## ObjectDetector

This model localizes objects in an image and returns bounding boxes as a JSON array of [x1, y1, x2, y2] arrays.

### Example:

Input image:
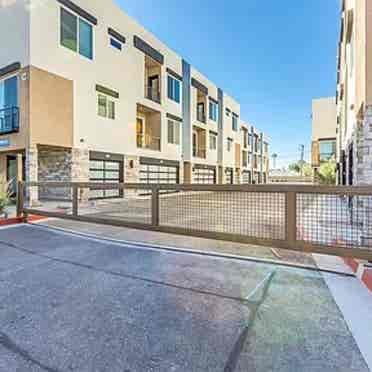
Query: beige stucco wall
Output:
[[312, 97, 337, 140], [29, 66, 73, 148]]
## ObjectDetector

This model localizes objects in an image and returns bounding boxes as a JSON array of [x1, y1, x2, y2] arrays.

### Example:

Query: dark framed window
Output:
[[167, 75, 181, 103], [209, 101, 218, 121], [79, 18, 93, 59], [60, 7, 93, 60], [61, 8, 77, 52], [232, 114, 238, 131], [110, 38, 122, 50]]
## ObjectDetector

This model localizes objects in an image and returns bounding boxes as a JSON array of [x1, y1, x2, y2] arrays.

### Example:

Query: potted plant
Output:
[[0, 178, 11, 219]]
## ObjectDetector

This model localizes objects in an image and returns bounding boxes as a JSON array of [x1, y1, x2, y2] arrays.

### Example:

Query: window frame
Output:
[[110, 37, 122, 51], [209, 132, 217, 150], [227, 138, 233, 152], [60, 6, 94, 60], [97, 93, 116, 120], [167, 75, 181, 104], [0, 74, 19, 110], [167, 119, 180, 145], [209, 100, 218, 122], [232, 114, 238, 132]]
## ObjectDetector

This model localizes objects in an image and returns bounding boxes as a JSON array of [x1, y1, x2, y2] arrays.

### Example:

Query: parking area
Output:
[[0, 224, 369, 372]]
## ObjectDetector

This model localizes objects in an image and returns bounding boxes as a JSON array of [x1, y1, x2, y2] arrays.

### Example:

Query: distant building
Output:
[[311, 97, 337, 176], [269, 169, 313, 184], [336, 0, 372, 185]]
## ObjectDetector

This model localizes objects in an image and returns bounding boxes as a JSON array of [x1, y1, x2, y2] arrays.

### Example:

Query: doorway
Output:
[[136, 117, 145, 148], [6, 155, 25, 196]]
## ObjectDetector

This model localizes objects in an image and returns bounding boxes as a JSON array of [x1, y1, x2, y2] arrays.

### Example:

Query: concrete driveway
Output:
[[0, 224, 369, 372]]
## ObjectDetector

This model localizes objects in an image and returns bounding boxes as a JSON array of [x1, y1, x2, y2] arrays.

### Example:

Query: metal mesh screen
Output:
[[78, 187, 152, 225], [24, 185, 73, 215], [159, 191, 286, 240], [297, 193, 372, 249]]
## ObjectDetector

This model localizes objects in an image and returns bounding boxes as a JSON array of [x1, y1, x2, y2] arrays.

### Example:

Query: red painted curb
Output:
[[362, 268, 372, 292], [342, 257, 359, 273], [0, 215, 47, 226]]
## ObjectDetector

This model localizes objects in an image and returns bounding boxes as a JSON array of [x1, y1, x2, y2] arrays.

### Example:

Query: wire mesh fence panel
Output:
[[297, 193, 372, 249], [77, 186, 152, 225], [159, 190, 286, 240], [24, 184, 73, 215]]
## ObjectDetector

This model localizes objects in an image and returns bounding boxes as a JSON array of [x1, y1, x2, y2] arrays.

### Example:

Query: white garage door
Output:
[[89, 159, 122, 199], [193, 167, 216, 184]]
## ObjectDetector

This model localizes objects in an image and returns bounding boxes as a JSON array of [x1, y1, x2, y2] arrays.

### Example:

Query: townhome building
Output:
[[311, 97, 337, 176], [336, 0, 372, 185], [0, 0, 269, 202]]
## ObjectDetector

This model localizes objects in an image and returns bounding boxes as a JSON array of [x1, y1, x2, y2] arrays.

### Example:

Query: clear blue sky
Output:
[[115, 0, 340, 168]]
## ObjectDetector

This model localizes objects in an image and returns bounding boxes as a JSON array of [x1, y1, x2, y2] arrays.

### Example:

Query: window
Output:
[[98, 94, 115, 119], [61, 8, 93, 60], [242, 151, 248, 167], [0, 76, 18, 109], [243, 130, 248, 148], [209, 101, 218, 121], [227, 138, 233, 152], [232, 114, 238, 131], [319, 139, 336, 162], [167, 119, 180, 145], [168, 75, 181, 103], [209, 132, 217, 150], [110, 38, 122, 50], [79, 18, 93, 59]]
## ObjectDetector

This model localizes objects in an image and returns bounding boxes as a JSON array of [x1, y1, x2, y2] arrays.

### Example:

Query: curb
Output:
[[342, 257, 372, 292], [0, 215, 47, 226]]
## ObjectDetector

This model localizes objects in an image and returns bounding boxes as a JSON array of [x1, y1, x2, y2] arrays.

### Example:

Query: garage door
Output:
[[140, 164, 179, 185], [193, 167, 216, 184], [89, 159, 123, 199], [242, 171, 252, 184], [225, 168, 233, 184]]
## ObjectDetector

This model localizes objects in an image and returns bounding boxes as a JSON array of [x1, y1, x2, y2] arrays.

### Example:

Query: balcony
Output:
[[137, 104, 161, 152], [137, 134, 161, 151], [196, 89, 207, 124], [145, 55, 162, 104], [145, 85, 161, 104], [0, 107, 19, 135], [197, 111, 206, 124], [193, 126, 207, 159], [193, 148, 207, 159]]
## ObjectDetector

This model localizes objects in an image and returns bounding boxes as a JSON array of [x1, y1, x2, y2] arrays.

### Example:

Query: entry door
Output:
[[193, 131, 198, 157], [137, 117, 145, 147], [148, 75, 159, 100], [6, 156, 17, 196]]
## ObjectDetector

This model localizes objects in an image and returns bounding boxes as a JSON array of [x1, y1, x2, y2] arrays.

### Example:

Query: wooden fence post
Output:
[[72, 185, 79, 217], [151, 186, 160, 227], [286, 191, 297, 247], [16, 181, 24, 218]]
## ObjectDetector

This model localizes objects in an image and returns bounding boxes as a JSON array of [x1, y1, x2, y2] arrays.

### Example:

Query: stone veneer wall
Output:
[[355, 106, 372, 242], [38, 147, 72, 200], [356, 106, 372, 185], [124, 155, 140, 198]]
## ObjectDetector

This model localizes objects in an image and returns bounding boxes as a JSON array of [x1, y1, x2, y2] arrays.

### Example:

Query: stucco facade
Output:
[[0, 0, 269, 201], [311, 97, 337, 174], [336, 0, 372, 185]]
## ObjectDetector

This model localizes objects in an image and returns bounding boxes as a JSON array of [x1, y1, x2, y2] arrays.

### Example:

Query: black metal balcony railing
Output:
[[145, 85, 161, 104], [0, 107, 19, 135], [193, 147, 207, 159], [137, 134, 161, 151], [197, 111, 206, 123]]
